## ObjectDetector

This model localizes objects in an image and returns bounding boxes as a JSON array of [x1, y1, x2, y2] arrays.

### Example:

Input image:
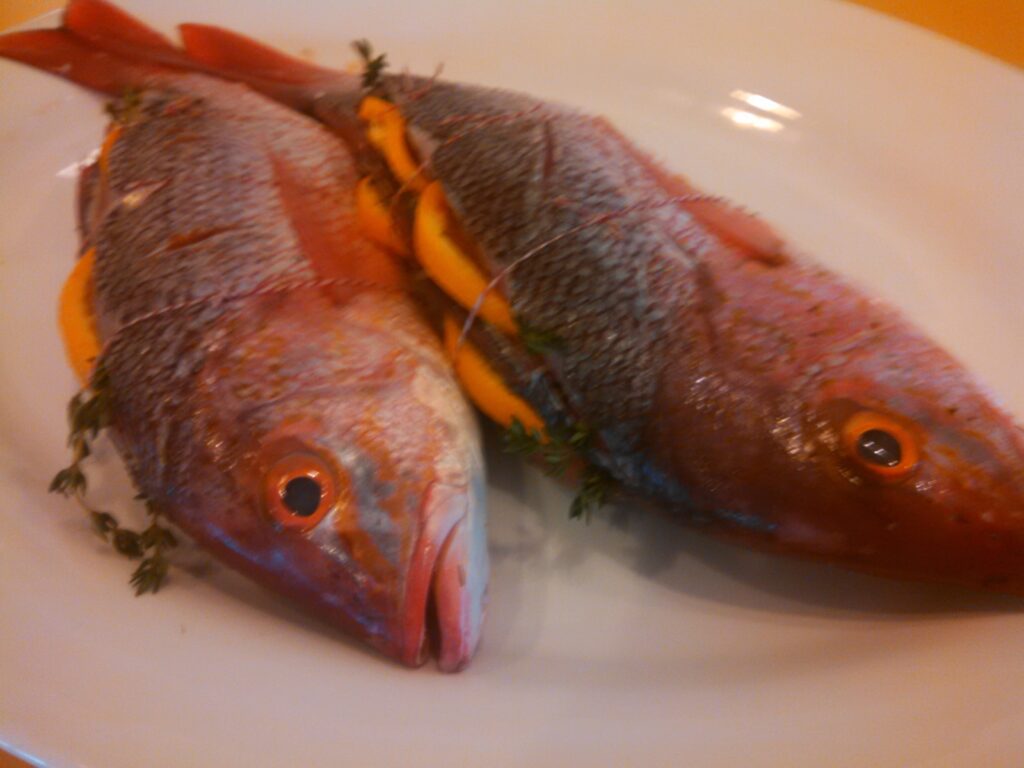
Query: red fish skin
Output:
[[55, 2, 1024, 593], [0, 29, 489, 669]]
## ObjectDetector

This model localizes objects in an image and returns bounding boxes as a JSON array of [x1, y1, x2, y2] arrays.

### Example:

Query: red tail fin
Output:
[[0, 28, 166, 95], [179, 23, 351, 110], [62, 0, 197, 71]]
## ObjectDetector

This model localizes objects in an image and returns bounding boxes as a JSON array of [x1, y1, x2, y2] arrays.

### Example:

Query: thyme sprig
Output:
[[503, 417, 590, 478], [352, 39, 388, 89], [519, 324, 565, 357], [502, 417, 613, 521], [569, 466, 613, 523], [104, 87, 143, 124], [49, 363, 112, 498], [49, 364, 177, 595], [128, 498, 178, 595]]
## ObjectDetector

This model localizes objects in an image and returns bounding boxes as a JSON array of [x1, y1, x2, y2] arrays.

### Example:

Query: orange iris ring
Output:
[[841, 410, 919, 480], [263, 453, 338, 531]]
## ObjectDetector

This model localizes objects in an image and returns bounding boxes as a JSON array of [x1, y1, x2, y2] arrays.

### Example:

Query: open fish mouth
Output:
[[399, 483, 483, 672]]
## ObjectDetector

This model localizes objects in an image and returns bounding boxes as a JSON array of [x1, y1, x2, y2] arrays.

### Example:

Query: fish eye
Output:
[[264, 452, 338, 530], [841, 410, 919, 480], [282, 476, 322, 517]]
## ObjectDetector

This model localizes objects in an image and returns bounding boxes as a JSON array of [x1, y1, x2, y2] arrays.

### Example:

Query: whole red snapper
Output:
[[0, 28, 488, 670]]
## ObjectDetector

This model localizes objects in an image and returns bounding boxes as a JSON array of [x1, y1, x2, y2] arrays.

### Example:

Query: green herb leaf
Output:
[[352, 39, 388, 89], [113, 528, 144, 558], [502, 417, 545, 458], [502, 418, 597, 479], [130, 551, 169, 596], [140, 521, 177, 551], [520, 324, 565, 356], [89, 510, 118, 538], [104, 87, 142, 124], [541, 441, 574, 478], [52, 363, 177, 596], [503, 417, 613, 520], [569, 466, 612, 523], [49, 465, 87, 496]]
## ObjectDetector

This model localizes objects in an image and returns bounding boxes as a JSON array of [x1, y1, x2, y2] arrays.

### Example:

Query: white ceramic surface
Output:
[[1, 2, 1023, 766]]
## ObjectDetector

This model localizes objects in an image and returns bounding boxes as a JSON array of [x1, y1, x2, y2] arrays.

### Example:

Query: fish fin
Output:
[[590, 117, 788, 264], [179, 23, 347, 109], [63, 0, 181, 60], [269, 156, 403, 294], [680, 198, 788, 266], [0, 28, 164, 94]]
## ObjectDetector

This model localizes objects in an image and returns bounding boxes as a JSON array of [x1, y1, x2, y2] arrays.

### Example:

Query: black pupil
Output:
[[281, 476, 322, 517], [856, 429, 902, 468]]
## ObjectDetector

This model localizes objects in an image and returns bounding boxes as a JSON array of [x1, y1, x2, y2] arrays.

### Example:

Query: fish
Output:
[[24, 1, 1024, 595], [0, 25, 488, 670]]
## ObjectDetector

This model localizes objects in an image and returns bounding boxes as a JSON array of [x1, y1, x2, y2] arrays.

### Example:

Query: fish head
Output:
[[686, 319, 1024, 591], [787, 334, 1024, 590], [654, 278, 1024, 591], [178, 288, 487, 670], [632, 242, 1024, 592]]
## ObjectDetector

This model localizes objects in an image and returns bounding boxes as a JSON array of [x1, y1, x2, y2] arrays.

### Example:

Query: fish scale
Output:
[[96, 85, 321, 338], [417, 106, 696, 453]]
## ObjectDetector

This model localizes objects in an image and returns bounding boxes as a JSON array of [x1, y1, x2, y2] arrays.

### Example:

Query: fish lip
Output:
[[398, 482, 473, 670]]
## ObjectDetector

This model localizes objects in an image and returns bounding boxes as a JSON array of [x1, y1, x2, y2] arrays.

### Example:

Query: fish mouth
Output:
[[399, 482, 484, 672]]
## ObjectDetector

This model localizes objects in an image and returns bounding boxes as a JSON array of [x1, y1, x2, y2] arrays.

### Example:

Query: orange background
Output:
[[1, 0, 1022, 67], [0, 1, 1020, 767]]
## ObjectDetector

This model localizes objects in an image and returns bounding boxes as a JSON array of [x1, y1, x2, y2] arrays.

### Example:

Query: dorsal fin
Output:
[[680, 198, 788, 266], [270, 156, 403, 297]]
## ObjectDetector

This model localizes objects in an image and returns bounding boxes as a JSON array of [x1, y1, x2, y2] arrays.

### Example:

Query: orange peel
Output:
[[354, 176, 408, 255], [443, 314, 545, 435], [358, 96, 427, 192], [58, 247, 101, 384], [415, 181, 516, 335]]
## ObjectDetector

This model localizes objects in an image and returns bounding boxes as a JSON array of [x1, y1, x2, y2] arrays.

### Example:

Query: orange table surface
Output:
[[0, 2, 1020, 767], [2, 0, 1022, 67]]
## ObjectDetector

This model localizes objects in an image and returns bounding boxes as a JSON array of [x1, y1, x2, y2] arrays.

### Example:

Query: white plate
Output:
[[2, 2, 1023, 766]]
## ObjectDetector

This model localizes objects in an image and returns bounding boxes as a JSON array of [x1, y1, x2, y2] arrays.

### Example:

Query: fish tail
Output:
[[63, 0, 182, 62], [0, 28, 166, 95], [0, 0, 197, 95], [178, 22, 351, 111], [64, 0, 330, 109]]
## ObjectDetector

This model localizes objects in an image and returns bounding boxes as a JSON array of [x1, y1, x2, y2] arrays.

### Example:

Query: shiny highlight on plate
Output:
[[730, 89, 802, 120], [720, 107, 784, 133]]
